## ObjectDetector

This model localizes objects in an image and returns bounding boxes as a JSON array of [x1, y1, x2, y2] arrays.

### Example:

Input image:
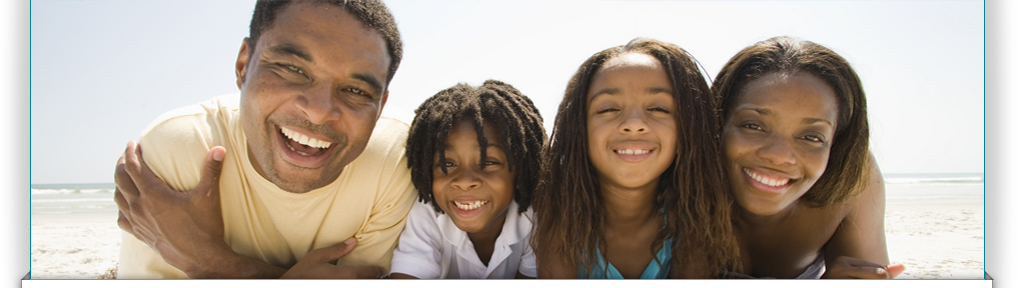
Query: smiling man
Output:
[[113, 0, 416, 278]]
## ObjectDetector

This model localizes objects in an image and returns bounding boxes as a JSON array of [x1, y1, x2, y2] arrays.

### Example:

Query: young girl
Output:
[[389, 80, 546, 279], [532, 38, 740, 279], [713, 36, 905, 279]]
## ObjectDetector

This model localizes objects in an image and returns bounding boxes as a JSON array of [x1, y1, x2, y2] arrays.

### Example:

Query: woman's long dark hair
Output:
[[713, 36, 870, 207], [533, 38, 741, 278]]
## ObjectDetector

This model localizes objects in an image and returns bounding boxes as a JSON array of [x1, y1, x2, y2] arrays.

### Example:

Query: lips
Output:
[[453, 200, 488, 211], [281, 126, 332, 150], [611, 141, 657, 162], [275, 125, 337, 167], [742, 168, 797, 193]]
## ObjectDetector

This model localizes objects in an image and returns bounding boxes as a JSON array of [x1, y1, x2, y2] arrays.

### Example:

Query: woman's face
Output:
[[586, 52, 678, 192], [723, 72, 839, 217]]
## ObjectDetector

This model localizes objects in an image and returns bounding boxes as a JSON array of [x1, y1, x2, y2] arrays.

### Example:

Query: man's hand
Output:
[[822, 256, 906, 279], [280, 238, 386, 279], [113, 140, 230, 276]]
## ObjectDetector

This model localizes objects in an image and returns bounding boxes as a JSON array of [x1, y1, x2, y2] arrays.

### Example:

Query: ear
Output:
[[235, 38, 252, 89]]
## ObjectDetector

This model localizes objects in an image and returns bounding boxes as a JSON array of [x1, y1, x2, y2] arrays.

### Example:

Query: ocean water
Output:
[[29, 173, 984, 217], [31, 183, 118, 218], [883, 173, 984, 205]]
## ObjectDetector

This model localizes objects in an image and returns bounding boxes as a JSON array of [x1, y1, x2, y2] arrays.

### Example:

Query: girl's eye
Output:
[[647, 105, 671, 113]]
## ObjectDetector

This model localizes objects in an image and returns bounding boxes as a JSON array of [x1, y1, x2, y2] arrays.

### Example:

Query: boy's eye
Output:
[[596, 107, 619, 114]]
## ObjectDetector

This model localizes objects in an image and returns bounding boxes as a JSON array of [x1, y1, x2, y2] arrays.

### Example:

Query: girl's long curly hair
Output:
[[532, 38, 742, 278]]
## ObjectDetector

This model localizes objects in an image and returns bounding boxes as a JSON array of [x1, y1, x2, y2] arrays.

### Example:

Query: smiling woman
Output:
[[713, 36, 905, 279]]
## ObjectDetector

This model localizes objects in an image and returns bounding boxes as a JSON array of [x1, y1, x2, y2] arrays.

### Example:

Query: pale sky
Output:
[[29, 0, 984, 184]]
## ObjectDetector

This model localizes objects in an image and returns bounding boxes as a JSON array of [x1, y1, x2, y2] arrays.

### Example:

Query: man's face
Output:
[[234, 2, 391, 193]]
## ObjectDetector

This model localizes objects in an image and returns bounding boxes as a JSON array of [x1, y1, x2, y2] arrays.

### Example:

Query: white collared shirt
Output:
[[390, 200, 537, 279]]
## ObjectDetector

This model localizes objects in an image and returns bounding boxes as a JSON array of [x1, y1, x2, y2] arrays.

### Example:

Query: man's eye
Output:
[[283, 64, 306, 76], [349, 87, 365, 95]]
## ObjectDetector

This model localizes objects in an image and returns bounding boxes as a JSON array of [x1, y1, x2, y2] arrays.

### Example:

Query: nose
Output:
[[295, 84, 341, 124], [619, 109, 648, 134], [756, 135, 797, 166], [450, 167, 482, 191]]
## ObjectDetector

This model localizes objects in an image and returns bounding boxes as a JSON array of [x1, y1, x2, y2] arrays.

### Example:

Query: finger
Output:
[[117, 211, 135, 236], [122, 140, 143, 180], [196, 146, 226, 197], [837, 265, 892, 279], [114, 162, 141, 203], [113, 187, 130, 211], [886, 263, 906, 278]]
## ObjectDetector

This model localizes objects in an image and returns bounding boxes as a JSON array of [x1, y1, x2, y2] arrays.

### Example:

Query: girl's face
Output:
[[723, 72, 838, 217], [586, 52, 678, 191], [432, 119, 515, 234]]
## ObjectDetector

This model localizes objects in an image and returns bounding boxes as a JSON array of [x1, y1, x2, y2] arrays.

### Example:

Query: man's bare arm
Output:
[[114, 141, 383, 278]]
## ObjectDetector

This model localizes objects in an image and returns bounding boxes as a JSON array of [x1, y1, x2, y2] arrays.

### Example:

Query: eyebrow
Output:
[[588, 87, 672, 101], [444, 141, 500, 151], [746, 108, 834, 126], [802, 118, 834, 127], [352, 73, 385, 96], [267, 43, 385, 95], [268, 43, 312, 63]]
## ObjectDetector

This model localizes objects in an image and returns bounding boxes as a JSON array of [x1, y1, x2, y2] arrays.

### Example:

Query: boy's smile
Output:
[[432, 119, 515, 236]]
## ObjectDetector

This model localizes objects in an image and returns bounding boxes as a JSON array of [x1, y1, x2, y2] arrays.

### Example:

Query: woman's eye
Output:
[[741, 123, 762, 131], [596, 107, 619, 114], [802, 135, 825, 143]]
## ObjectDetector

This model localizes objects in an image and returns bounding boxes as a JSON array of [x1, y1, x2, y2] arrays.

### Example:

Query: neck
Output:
[[734, 201, 798, 227], [600, 180, 659, 226], [466, 212, 507, 250]]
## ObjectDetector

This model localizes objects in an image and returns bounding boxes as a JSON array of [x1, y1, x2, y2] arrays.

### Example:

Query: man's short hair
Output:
[[248, 0, 403, 85]]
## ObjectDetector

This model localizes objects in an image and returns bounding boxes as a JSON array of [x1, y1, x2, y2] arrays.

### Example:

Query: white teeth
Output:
[[744, 169, 790, 187], [280, 127, 332, 149], [615, 149, 650, 155], [454, 200, 488, 211]]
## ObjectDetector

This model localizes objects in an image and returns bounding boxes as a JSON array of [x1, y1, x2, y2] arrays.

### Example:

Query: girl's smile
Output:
[[586, 52, 678, 191]]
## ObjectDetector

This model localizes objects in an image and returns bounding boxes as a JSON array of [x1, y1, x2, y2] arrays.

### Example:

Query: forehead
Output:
[[599, 52, 663, 74], [258, 2, 390, 75], [445, 119, 503, 147], [587, 52, 673, 100], [735, 72, 838, 121]]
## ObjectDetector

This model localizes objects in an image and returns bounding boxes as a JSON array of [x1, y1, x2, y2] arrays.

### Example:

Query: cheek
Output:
[[806, 149, 832, 178]]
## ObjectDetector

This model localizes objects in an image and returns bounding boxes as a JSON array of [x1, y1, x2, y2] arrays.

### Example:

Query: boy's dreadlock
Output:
[[406, 80, 546, 214]]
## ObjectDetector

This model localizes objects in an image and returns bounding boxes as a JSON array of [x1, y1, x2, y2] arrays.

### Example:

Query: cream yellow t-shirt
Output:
[[117, 94, 417, 279]]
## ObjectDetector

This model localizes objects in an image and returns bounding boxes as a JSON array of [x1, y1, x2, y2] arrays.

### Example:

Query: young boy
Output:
[[390, 80, 545, 279]]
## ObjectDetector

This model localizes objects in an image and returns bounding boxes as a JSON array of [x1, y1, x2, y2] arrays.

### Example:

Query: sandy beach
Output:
[[29, 201, 985, 279]]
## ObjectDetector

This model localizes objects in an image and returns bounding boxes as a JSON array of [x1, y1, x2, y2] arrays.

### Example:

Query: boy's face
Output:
[[432, 119, 514, 235]]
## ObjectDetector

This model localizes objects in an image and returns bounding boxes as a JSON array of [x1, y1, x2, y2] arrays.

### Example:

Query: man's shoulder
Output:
[[354, 117, 410, 163], [368, 117, 410, 145], [140, 93, 240, 140], [137, 93, 241, 191]]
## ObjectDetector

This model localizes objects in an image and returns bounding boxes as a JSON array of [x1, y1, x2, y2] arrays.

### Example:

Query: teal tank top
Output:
[[577, 238, 673, 279]]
